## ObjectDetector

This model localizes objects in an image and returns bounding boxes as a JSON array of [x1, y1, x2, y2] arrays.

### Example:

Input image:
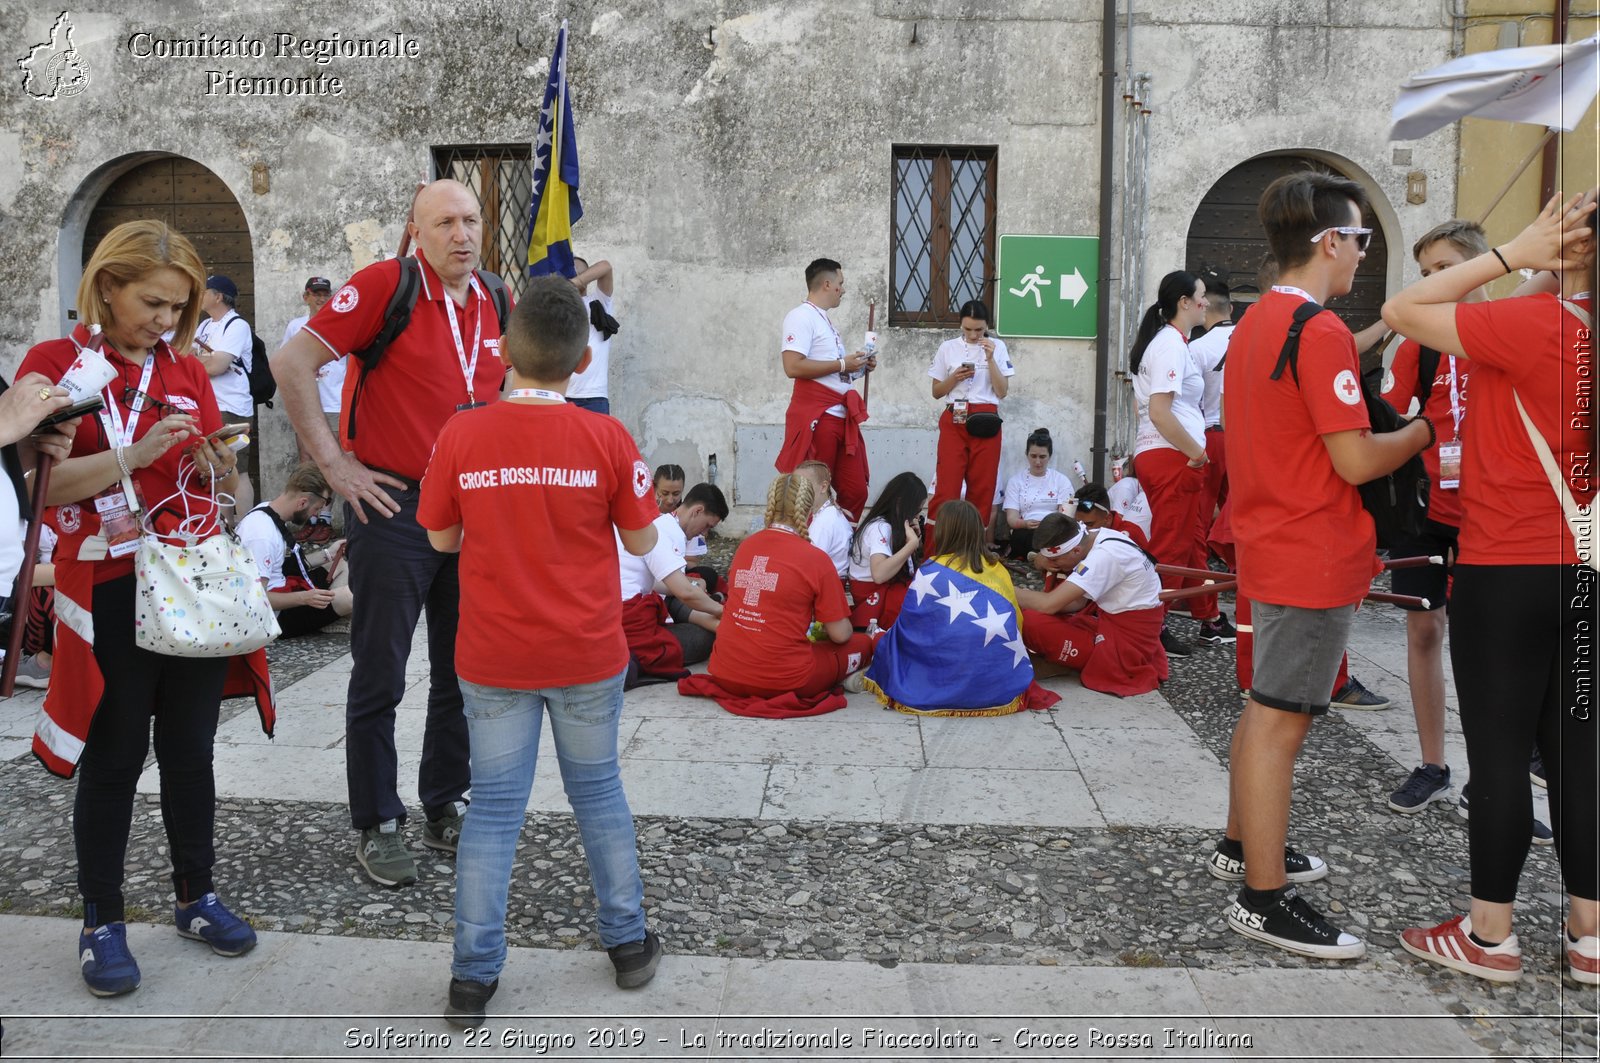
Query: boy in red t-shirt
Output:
[[418, 277, 664, 1028], [1214, 172, 1432, 961]]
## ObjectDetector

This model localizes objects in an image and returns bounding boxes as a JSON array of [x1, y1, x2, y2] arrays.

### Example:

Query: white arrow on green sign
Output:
[[995, 235, 1100, 339]]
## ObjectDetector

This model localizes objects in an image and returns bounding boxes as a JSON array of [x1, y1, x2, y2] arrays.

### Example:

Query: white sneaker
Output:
[[841, 670, 868, 693], [13, 655, 50, 690]]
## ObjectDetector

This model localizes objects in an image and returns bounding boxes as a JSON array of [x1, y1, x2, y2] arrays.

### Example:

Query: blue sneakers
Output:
[[79, 923, 140, 997], [175, 893, 258, 957]]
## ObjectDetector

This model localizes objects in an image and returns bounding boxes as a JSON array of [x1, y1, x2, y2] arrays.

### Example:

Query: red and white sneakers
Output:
[[1400, 915, 1523, 983], [1568, 927, 1600, 986]]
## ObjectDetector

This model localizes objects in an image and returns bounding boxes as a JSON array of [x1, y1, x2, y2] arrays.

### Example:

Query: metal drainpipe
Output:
[[1093, 0, 1118, 481]]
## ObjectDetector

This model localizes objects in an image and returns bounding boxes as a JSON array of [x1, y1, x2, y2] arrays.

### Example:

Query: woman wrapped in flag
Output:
[[860, 500, 1059, 716], [1016, 512, 1169, 697]]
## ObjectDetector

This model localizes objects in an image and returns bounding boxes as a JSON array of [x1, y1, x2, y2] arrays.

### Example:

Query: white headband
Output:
[[1040, 526, 1086, 557]]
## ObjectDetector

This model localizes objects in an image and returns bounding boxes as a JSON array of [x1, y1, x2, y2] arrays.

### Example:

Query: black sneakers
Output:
[[1388, 763, 1452, 814], [1206, 837, 1328, 883], [1196, 615, 1237, 643], [608, 929, 663, 989], [1160, 626, 1192, 659], [444, 977, 498, 1028], [1227, 885, 1366, 959]]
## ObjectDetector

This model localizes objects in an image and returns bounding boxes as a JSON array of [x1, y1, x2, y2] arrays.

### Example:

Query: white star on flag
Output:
[[936, 581, 979, 623], [908, 567, 940, 606], [1002, 634, 1029, 668], [969, 602, 1012, 646]]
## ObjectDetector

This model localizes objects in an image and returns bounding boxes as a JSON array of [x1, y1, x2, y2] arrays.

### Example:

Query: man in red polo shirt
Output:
[[1212, 171, 1432, 960], [272, 179, 508, 887]]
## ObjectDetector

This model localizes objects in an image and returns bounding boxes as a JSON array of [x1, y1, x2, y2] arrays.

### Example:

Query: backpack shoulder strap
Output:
[[1416, 346, 1442, 402], [475, 270, 512, 332], [1270, 301, 1326, 387], [345, 257, 423, 440]]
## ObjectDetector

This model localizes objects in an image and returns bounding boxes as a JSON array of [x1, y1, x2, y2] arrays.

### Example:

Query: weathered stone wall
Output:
[[2, 0, 1457, 506]]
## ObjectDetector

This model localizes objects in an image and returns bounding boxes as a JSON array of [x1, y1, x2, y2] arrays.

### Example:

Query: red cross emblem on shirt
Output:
[[733, 554, 780, 605], [1341, 377, 1359, 399]]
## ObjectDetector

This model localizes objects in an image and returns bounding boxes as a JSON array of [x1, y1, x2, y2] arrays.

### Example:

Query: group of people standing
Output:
[[7, 165, 1594, 1026]]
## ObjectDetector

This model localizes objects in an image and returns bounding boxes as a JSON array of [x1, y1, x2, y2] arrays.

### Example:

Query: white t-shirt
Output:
[[927, 336, 1015, 406], [617, 512, 687, 600], [1003, 467, 1074, 522], [566, 291, 614, 401], [197, 310, 253, 418], [1066, 528, 1162, 614], [808, 501, 853, 577], [1188, 321, 1232, 428], [781, 301, 853, 417], [1132, 324, 1205, 456], [237, 507, 288, 593], [685, 533, 707, 560], [847, 517, 906, 582], [0, 476, 22, 597], [284, 314, 347, 413], [1107, 476, 1154, 537]]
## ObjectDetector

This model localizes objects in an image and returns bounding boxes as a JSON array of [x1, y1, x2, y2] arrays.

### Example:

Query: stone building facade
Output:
[[3, 1, 1468, 508]]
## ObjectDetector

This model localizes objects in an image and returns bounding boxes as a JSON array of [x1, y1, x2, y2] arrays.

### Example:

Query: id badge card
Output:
[[456, 400, 487, 412], [1438, 440, 1462, 490], [94, 480, 147, 559], [952, 399, 969, 425]]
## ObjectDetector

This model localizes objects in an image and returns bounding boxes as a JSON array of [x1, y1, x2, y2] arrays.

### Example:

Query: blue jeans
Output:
[[566, 396, 610, 415], [452, 670, 645, 984]]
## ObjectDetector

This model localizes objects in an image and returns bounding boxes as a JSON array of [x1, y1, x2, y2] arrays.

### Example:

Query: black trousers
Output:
[[1451, 564, 1598, 904], [343, 484, 468, 830], [76, 575, 228, 926]]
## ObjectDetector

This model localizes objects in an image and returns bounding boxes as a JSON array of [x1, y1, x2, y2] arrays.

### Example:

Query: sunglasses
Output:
[[1074, 499, 1108, 514], [1309, 226, 1373, 253], [123, 385, 176, 415]]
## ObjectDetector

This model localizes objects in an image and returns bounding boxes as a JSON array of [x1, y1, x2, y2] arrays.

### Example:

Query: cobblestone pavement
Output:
[[0, 542, 1595, 1058]]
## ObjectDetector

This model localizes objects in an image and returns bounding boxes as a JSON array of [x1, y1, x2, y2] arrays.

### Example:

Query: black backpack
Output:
[[1270, 302, 1429, 548], [224, 317, 276, 408], [344, 258, 512, 439]]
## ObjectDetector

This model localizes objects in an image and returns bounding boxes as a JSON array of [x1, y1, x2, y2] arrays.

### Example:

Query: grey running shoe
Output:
[[423, 802, 466, 854], [356, 820, 417, 887], [13, 654, 50, 690], [1330, 676, 1390, 710], [1389, 764, 1452, 814]]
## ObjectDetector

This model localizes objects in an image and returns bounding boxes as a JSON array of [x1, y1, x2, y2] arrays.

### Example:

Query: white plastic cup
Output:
[[59, 346, 117, 403]]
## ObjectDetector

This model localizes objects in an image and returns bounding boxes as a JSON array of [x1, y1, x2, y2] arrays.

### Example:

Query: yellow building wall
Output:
[[1458, 1, 1598, 294]]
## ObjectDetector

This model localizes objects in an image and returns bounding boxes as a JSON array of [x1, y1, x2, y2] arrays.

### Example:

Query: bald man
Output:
[[272, 180, 511, 887]]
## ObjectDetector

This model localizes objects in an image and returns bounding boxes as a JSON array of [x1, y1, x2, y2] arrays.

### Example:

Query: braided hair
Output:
[[763, 473, 815, 542]]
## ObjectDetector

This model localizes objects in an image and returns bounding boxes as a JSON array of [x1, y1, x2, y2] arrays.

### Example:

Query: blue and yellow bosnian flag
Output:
[[527, 21, 583, 278], [864, 559, 1037, 716]]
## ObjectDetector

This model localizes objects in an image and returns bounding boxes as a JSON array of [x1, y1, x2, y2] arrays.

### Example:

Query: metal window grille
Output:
[[890, 146, 998, 327], [431, 144, 534, 298]]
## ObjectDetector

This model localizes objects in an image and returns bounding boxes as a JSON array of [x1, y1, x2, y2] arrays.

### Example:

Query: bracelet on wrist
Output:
[[1491, 247, 1513, 274], [114, 445, 133, 479], [1413, 414, 1437, 449], [838, 357, 847, 374]]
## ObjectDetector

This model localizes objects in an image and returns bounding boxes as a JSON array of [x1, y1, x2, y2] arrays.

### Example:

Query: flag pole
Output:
[[1474, 127, 1558, 225], [862, 300, 876, 409]]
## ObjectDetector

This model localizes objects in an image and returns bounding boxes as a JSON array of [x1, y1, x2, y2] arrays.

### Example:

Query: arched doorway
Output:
[[80, 156, 254, 323], [1186, 153, 1391, 366]]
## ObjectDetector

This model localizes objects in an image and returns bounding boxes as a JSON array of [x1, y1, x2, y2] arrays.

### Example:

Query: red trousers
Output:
[[713, 633, 875, 699], [1133, 447, 1218, 621], [811, 413, 869, 521], [926, 405, 1001, 553], [1199, 427, 1228, 562], [847, 577, 909, 630]]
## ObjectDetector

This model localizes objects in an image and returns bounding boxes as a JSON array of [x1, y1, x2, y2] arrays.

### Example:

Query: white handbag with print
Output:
[[133, 462, 279, 657]]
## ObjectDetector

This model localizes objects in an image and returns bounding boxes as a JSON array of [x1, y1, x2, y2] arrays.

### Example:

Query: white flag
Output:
[[1390, 33, 1600, 141]]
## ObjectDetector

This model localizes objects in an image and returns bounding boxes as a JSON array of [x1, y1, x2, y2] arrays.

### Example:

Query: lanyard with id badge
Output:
[[92, 354, 156, 559], [1437, 356, 1464, 489], [446, 281, 486, 411]]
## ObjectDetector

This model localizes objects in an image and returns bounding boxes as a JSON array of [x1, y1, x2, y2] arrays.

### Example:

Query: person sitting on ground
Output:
[[862, 500, 1057, 716], [1067, 482, 1151, 552], [681, 473, 874, 716], [796, 459, 852, 579], [618, 482, 727, 684], [236, 463, 354, 638], [846, 471, 925, 630], [1003, 428, 1075, 558], [651, 464, 684, 514], [1015, 512, 1169, 698]]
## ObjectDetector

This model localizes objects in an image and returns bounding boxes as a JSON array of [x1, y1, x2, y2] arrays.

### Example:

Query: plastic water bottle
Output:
[[865, 618, 881, 638], [1072, 459, 1088, 485], [707, 453, 718, 486]]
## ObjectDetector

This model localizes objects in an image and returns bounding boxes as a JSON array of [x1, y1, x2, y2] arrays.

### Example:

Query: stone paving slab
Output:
[[0, 914, 1491, 1061]]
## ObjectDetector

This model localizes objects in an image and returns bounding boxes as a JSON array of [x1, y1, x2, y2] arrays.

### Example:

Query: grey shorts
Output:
[[1250, 600, 1355, 716]]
